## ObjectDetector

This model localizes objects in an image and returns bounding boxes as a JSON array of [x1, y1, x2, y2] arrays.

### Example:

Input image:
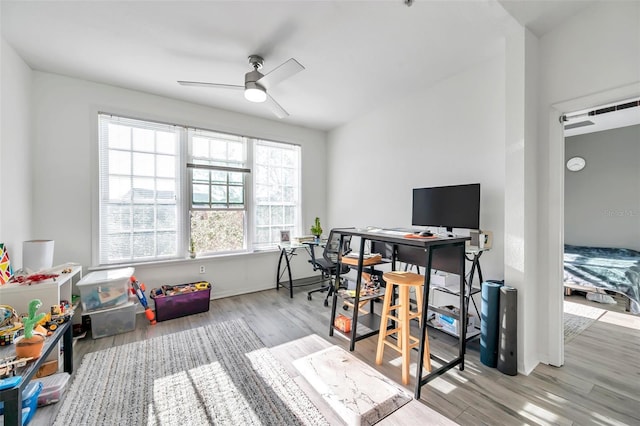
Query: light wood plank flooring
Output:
[[30, 287, 640, 426]]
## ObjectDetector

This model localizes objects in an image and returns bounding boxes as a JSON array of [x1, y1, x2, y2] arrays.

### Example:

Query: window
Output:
[[188, 129, 248, 254], [253, 140, 301, 249], [97, 113, 301, 265]]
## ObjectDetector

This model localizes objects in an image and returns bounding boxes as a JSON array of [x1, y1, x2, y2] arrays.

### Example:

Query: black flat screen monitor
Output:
[[412, 183, 480, 231]]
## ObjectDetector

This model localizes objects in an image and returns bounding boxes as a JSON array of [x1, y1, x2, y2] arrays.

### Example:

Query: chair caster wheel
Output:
[[308, 295, 312, 301], [324, 300, 329, 307]]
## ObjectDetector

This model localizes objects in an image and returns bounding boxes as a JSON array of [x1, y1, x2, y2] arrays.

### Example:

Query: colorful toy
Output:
[[129, 276, 156, 325]]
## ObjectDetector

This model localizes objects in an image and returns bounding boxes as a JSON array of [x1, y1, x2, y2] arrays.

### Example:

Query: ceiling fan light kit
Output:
[[178, 54, 304, 118], [244, 84, 267, 103]]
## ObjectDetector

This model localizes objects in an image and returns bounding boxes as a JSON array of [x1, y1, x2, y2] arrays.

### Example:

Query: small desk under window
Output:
[[276, 241, 326, 298]]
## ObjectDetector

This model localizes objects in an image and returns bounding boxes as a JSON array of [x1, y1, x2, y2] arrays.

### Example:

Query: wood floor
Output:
[[30, 287, 640, 426]]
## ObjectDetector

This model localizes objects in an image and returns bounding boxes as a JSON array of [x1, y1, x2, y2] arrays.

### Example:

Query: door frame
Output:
[[547, 82, 640, 366]]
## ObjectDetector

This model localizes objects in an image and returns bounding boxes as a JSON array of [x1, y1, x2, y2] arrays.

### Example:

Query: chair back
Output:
[[323, 229, 352, 264]]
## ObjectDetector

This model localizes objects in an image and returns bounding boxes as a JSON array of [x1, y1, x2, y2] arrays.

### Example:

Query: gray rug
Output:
[[564, 301, 605, 343], [54, 318, 329, 425]]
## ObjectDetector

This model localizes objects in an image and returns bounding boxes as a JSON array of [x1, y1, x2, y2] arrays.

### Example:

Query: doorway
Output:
[[559, 94, 640, 359]]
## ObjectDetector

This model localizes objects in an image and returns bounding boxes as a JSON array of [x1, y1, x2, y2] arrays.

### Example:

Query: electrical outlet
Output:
[[199, 265, 206, 274]]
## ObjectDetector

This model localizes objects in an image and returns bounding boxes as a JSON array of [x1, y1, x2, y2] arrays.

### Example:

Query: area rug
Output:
[[293, 345, 412, 426], [54, 318, 329, 425], [564, 301, 606, 343]]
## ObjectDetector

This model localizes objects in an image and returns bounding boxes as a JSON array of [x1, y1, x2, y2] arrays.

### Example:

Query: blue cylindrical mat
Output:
[[480, 280, 504, 367]]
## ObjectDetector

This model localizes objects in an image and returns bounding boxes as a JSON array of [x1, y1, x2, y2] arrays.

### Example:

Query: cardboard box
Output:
[[35, 360, 58, 378]]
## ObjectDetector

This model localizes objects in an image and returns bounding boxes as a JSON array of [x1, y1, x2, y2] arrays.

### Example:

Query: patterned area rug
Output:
[[564, 301, 606, 343], [54, 319, 329, 425]]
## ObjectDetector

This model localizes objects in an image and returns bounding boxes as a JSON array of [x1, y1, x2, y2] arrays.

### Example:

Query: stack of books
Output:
[[293, 235, 316, 243]]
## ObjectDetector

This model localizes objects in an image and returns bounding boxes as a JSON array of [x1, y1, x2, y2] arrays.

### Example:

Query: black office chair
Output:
[[307, 229, 352, 307]]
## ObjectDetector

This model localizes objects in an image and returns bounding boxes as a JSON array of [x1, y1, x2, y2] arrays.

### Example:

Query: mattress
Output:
[[564, 244, 640, 313]]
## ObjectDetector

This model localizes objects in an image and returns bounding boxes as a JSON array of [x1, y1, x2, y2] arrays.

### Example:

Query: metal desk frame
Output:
[[0, 321, 73, 426], [327, 228, 469, 399], [276, 241, 325, 298]]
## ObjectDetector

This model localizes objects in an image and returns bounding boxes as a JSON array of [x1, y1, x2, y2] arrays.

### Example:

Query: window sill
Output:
[[89, 247, 280, 272]]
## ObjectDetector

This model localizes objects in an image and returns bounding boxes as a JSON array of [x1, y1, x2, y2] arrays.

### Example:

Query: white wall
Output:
[[537, 1, 640, 365], [504, 25, 539, 374], [31, 72, 327, 298], [327, 57, 506, 285], [0, 36, 32, 269], [565, 125, 640, 251]]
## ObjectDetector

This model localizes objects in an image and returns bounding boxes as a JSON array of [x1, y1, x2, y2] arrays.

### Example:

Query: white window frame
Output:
[[95, 113, 301, 266]]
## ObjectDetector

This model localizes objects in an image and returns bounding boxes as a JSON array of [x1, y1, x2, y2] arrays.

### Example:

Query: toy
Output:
[[0, 305, 23, 345], [129, 276, 156, 325], [0, 355, 33, 379]]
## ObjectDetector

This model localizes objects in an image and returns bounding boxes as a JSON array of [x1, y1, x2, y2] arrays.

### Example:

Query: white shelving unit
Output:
[[0, 263, 82, 364]]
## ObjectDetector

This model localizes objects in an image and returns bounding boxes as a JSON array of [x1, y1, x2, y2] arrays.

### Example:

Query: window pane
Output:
[[192, 136, 209, 157], [229, 172, 243, 184], [157, 205, 177, 229], [108, 124, 131, 150], [108, 176, 132, 201], [193, 168, 209, 182], [109, 150, 131, 175], [133, 205, 155, 230], [107, 234, 131, 261], [105, 205, 131, 231], [228, 141, 243, 162], [157, 231, 177, 256], [255, 227, 270, 244], [132, 128, 154, 152], [133, 152, 155, 177], [211, 185, 227, 203], [190, 210, 245, 252], [156, 154, 175, 178], [256, 205, 270, 226], [156, 132, 176, 154], [192, 184, 210, 205], [229, 186, 243, 204], [133, 232, 155, 258], [211, 170, 226, 184]]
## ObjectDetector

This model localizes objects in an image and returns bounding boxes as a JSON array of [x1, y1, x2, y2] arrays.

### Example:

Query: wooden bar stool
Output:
[[376, 271, 432, 385]]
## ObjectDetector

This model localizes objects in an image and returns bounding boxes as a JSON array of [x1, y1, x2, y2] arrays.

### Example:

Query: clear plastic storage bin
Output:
[[76, 267, 134, 312], [87, 301, 137, 339], [34, 372, 71, 406]]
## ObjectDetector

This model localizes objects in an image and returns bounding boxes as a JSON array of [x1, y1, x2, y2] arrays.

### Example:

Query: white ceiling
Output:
[[1, 1, 598, 131]]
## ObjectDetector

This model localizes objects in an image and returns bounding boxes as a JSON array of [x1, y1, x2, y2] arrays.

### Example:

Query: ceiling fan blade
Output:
[[257, 58, 304, 90], [178, 81, 244, 90], [265, 93, 289, 119]]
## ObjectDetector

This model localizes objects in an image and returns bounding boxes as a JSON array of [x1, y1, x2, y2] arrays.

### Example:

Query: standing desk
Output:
[[276, 241, 325, 298], [328, 228, 469, 399]]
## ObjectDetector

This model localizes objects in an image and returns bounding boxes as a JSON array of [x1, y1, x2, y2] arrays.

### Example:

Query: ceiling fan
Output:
[[178, 55, 305, 119]]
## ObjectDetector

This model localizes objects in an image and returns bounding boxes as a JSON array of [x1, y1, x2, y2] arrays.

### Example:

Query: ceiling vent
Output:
[[564, 120, 595, 130]]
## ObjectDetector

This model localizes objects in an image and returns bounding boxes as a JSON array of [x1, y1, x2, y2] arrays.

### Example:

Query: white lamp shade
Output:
[[244, 84, 267, 103], [23, 240, 55, 272]]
